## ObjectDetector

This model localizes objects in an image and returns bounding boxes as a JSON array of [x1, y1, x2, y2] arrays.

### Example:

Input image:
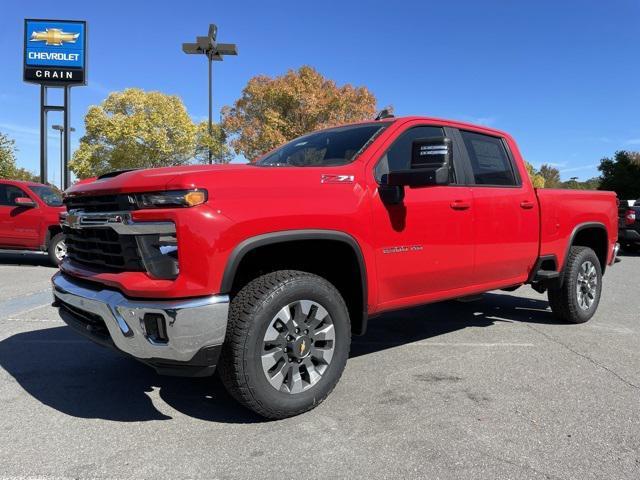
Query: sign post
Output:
[[24, 19, 87, 188]]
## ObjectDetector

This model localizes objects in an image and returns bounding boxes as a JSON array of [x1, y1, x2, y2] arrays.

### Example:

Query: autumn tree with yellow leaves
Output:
[[222, 66, 378, 161]]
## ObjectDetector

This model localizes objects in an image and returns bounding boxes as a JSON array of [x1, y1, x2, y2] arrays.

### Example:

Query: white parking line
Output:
[[0, 290, 52, 319], [357, 341, 535, 347]]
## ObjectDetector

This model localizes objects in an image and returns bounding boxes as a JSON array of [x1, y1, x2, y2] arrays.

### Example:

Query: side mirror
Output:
[[14, 197, 36, 207]]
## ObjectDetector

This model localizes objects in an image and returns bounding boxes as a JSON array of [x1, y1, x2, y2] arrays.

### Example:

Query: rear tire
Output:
[[218, 270, 351, 419], [47, 233, 66, 266], [548, 246, 602, 323]]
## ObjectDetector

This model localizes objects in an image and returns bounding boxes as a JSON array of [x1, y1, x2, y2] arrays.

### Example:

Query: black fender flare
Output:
[[220, 229, 369, 333], [561, 222, 608, 277]]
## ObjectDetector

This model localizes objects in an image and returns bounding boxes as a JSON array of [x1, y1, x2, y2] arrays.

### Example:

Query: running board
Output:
[[534, 270, 560, 281]]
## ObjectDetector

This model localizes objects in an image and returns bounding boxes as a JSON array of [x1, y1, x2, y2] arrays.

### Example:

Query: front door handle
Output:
[[520, 200, 535, 210], [450, 200, 471, 210]]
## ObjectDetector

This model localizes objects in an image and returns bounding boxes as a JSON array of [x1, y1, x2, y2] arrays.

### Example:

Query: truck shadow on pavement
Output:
[[0, 292, 556, 424]]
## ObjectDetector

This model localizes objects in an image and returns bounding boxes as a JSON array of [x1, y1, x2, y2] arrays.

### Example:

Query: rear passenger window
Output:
[[460, 131, 518, 186]]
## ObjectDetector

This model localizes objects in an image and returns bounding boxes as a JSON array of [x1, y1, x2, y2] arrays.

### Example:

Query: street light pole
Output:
[[52, 124, 75, 190], [208, 52, 213, 164], [182, 24, 237, 164]]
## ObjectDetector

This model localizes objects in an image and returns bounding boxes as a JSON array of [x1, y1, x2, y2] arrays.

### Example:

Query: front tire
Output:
[[218, 270, 351, 419], [47, 233, 66, 266], [548, 246, 602, 323]]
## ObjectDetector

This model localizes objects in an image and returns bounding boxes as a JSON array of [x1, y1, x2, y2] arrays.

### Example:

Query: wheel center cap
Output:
[[288, 336, 311, 359]]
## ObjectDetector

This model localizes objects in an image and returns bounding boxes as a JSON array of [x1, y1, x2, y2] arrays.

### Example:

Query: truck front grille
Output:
[[64, 194, 136, 213], [63, 225, 145, 272]]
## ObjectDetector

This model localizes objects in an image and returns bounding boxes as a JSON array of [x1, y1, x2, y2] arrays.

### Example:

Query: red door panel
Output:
[[471, 187, 538, 285], [372, 185, 475, 307], [0, 184, 41, 248]]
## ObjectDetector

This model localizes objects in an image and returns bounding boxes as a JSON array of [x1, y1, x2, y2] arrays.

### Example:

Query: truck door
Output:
[[370, 124, 475, 309], [458, 130, 539, 286], [0, 184, 41, 248]]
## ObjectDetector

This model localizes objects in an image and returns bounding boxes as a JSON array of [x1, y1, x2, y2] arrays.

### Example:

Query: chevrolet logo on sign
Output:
[[23, 19, 87, 86], [30, 28, 79, 46]]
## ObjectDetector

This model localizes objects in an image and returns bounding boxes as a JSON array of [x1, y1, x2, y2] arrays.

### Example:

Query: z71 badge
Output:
[[320, 174, 355, 184]]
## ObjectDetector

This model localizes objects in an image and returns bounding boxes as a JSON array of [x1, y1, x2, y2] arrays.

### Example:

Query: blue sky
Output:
[[1, 0, 639, 184]]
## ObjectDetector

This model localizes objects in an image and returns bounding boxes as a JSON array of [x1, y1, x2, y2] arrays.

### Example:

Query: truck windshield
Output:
[[30, 185, 63, 207], [255, 123, 387, 167]]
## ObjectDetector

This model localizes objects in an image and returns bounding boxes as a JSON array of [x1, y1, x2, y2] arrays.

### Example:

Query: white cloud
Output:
[[86, 81, 113, 97], [0, 123, 58, 143], [559, 164, 598, 174], [460, 115, 497, 126], [624, 138, 640, 145]]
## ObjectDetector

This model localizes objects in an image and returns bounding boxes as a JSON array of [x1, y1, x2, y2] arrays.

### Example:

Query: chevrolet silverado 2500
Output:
[[52, 116, 619, 419]]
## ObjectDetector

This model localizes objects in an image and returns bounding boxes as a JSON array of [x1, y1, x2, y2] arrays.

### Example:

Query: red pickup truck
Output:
[[52, 116, 619, 418], [0, 179, 66, 265]]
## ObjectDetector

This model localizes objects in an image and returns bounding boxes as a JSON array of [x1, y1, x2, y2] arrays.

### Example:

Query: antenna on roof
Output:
[[374, 108, 394, 120]]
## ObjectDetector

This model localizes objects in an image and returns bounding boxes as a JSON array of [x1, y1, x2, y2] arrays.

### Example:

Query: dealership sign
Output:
[[23, 19, 87, 85]]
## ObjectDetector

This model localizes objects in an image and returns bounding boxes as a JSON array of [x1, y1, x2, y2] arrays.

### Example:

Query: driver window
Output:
[[375, 126, 445, 182], [0, 185, 28, 206]]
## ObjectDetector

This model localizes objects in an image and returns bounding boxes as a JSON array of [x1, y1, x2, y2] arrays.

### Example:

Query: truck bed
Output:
[[536, 189, 618, 269]]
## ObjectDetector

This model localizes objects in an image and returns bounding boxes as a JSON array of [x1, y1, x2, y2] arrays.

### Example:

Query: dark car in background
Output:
[[0, 179, 66, 265], [619, 200, 640, 252]]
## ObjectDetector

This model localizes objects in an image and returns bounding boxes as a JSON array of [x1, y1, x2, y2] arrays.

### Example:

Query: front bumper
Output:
[[52, 272, 229, 376]]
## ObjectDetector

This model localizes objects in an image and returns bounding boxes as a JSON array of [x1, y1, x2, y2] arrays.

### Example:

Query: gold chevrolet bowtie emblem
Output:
[[299, 340, 306, 355], [30, 28, 79, 46]]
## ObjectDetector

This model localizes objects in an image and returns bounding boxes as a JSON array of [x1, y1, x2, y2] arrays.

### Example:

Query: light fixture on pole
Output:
[[52, 124, 75, 189], [182, 24, 237, 164]]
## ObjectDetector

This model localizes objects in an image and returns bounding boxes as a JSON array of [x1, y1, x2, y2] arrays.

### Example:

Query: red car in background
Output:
[[0, 179, 66, 265]]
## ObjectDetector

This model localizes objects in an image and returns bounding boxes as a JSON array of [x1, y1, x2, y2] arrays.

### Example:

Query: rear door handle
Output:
[[450, 200, 471, 210], [520, 200, 535, 210]]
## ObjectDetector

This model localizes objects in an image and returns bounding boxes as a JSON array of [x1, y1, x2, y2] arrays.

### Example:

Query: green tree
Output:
[[581, 177, 601, 190], [539, 164, 562, 188], [222, 66, 378, 161], [0, 131, 18, 178], [71, 88, 198, 178], [561, 177, 600, 190], [524, 161, 545, 188], [0, 131, 38, 181], [194, 121, 232, 164], [597, 150, 640, 199]]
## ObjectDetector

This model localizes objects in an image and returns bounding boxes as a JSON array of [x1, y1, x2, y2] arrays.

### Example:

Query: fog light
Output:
[[143, 313, 168, 343]]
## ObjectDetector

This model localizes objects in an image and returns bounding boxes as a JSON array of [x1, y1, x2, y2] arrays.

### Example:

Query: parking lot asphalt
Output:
[[0, 251, 638, 479]]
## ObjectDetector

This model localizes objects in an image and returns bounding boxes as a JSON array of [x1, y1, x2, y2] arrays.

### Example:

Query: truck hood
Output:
[[65, 164, 358, 198], [66, 164, 258, 196]]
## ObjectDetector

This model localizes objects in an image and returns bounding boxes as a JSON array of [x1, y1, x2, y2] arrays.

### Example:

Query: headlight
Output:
[[135, 189, 207, 209]]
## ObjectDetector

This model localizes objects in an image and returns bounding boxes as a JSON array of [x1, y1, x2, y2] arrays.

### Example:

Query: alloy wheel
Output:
[[261, 300, 335, 394], [576, 260, 597, 310], [55, 240, 67, 261]]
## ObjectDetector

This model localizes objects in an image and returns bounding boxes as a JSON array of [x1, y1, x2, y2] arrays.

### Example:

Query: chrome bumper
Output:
[[52, 272, 229, 364]]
